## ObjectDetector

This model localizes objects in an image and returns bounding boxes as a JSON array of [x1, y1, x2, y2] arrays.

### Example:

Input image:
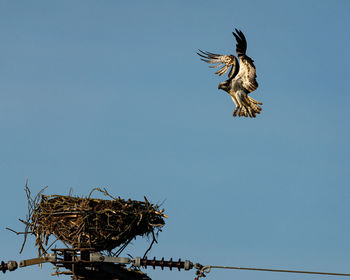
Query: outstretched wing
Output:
[[232, 29, 258, 92], [197, 50, 239, 79]]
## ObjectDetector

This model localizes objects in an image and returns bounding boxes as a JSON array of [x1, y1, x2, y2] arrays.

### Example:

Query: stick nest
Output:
[[21, 187, 166, 255]]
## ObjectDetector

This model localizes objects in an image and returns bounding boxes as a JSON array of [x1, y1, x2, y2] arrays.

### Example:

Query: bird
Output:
[[197, 29, 262, 118]]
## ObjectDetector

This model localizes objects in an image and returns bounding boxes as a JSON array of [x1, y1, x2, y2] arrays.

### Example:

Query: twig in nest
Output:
[[5, 228, 27, 235], [143, 230, 158, 258], [87, 187, 116, 200]]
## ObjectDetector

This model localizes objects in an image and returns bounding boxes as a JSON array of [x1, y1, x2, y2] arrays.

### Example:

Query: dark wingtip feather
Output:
[[232, 31, 239, 40], [197, 52, 207, 58], [237, 29, 246, 42], [232, 28, 247, 56]]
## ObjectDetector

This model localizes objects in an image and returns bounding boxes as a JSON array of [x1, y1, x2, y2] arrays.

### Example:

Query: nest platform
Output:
[[24, 188, 166, 255]]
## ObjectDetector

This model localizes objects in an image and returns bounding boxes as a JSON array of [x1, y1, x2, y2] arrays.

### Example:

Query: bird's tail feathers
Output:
[[234, 96, 262, 118], [247, 96, 263, 114]]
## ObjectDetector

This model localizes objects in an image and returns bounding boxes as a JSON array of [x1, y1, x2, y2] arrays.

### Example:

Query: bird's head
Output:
[[218, 80, 230, 92]]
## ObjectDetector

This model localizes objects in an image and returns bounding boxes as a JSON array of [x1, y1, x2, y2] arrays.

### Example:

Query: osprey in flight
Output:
[[198, 29, 262, 118]]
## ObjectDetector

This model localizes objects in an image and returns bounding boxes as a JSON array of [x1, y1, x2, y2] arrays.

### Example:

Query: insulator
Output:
[[138, 257, 193, 271]]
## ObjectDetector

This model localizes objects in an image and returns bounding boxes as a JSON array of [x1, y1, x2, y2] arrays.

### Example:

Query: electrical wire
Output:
[[201, 265, 350, 277]]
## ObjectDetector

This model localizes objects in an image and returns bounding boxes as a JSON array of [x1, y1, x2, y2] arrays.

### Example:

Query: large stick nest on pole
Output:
[[20, 186, 166, 256]]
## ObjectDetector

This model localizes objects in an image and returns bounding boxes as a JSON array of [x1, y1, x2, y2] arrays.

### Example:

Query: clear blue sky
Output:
[[1, 1, 350, 280]]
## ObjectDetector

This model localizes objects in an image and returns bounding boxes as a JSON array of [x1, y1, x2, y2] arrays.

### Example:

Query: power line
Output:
[[197, 264, 350, 277]]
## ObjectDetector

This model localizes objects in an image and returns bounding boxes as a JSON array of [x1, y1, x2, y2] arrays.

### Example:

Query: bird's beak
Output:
[[218, 84, 225, 91]]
